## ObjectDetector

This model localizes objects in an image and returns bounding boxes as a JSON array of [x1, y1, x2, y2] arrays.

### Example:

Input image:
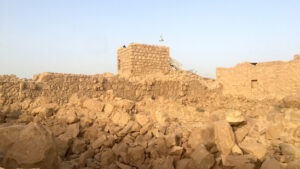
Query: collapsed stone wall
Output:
[[216, 55, 300, 99], [117, 43, 170, 76], [0, 71, 218, 106]]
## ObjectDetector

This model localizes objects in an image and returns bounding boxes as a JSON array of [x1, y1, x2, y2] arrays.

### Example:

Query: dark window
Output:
[[251, 80, 258, 88], [250, 62, 257, 66]]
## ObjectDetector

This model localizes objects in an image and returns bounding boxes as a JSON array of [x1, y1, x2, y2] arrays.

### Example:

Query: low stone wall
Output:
[[0, 71, 218, 106]]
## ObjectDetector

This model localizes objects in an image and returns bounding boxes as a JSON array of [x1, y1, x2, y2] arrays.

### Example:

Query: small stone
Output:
[[169, 146, 183, 156], [225, 110, 246, 125], [232, 144, 243, 155]]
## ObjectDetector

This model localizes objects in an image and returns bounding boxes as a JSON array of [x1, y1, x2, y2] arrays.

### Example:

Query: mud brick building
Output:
[[217, 55, 300, 99], [117, 43, 170, 76]]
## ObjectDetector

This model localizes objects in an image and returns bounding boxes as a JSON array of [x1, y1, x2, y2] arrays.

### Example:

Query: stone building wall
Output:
[[216, 55, 300, 99], [117, 43, 170, 76]]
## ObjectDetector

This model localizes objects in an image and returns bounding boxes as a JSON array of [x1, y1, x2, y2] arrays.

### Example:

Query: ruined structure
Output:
[[117, 43, 170, 76], [1, 51, 300, 169], [217, 54, 300, 99]]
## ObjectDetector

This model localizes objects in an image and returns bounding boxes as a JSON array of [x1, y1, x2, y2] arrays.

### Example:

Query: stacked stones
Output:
[[117, 47, 133, 75], [117, 43, 170, 76]]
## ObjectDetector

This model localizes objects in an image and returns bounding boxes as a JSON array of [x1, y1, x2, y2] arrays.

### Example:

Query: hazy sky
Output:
[[1, 0, 300, 78]]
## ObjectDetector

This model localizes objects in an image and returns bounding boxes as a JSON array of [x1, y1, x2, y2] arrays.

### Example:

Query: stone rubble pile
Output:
[[0, 74, 299, 169]]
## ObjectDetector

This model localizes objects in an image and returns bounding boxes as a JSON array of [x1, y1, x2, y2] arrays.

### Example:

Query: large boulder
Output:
[[1, 122, 59, 169], [0, 124, 25, 155], [287, 159, 300, 169], [283, 94, 300, 109], [214, 120, 236, 155], [188, 144, 215, 169], [239, 137, 267, 161], [128, 146, 145, 167], [280, 143, 300, 161], [260, 158, 280, 169], [188, 124, 214, 149], [83, 98, 105, 112]]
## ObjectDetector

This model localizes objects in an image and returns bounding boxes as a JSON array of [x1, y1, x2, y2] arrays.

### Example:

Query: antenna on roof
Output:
[[159, 34, 164, 43]]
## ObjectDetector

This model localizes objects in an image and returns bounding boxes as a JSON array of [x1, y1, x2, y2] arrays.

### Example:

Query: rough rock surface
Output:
[[214, 120, 236, 155], [1, 122, 59, 169], [283, 93, 300, 109]]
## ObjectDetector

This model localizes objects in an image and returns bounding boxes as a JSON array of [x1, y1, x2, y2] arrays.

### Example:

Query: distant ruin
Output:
[[117, 43, 170, 76], [217, 54, 300, 98]]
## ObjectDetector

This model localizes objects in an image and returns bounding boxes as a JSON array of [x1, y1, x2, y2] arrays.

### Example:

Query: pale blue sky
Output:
[[1, 0, 300, 78]]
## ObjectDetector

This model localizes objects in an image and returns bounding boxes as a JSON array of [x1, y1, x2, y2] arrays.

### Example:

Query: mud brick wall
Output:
[[117, 43, 170, 76], [216, 55, 300, 99]]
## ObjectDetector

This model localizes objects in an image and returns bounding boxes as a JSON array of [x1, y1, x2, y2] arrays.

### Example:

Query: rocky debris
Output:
[[83, 98, 105, 112], [284, 109, 300, 121], [99, 149, 115, 166], [111, 111, 131, 127], [0, 72, 299, 169], [31, 103, 59, 117], [128, 146, 145, 167], [0, 122, 59, 169], [175, 159, 192, 169], [280, 143, 300, 162], [56, 108, 79, 124], [135, 113, 149, 126], [1, 103, 22, 121], [152, 157, 174, 169], [283, 93, 300, 109], [72, 138, 86, 154]]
